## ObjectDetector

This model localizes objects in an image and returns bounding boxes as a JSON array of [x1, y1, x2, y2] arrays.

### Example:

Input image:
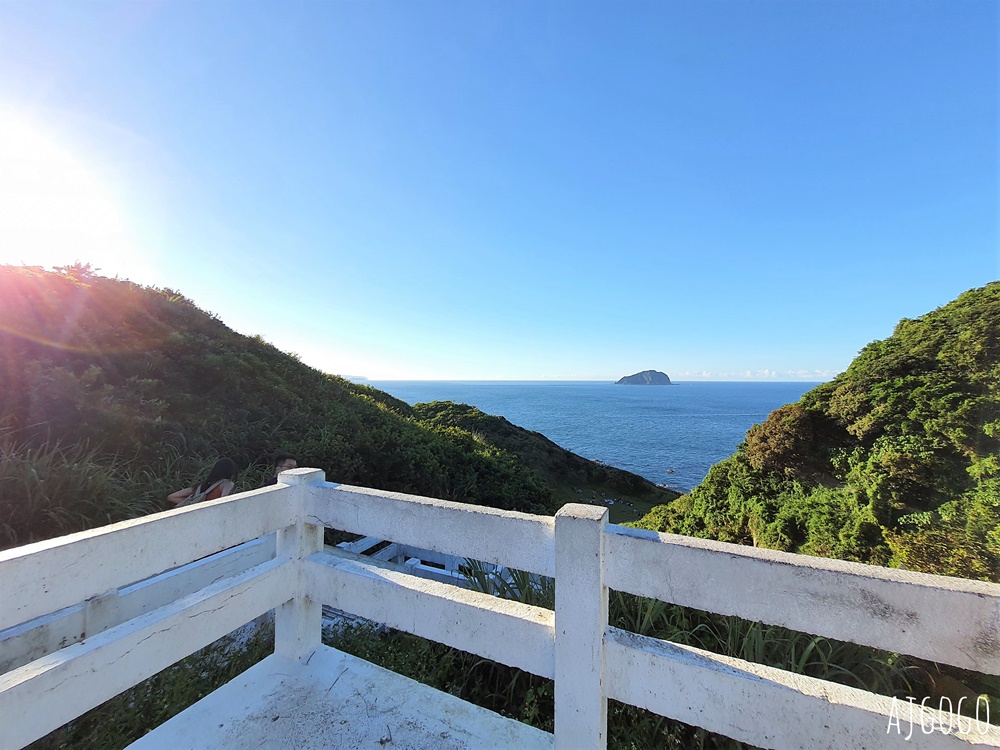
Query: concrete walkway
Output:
[[127, 645, 554, 750]]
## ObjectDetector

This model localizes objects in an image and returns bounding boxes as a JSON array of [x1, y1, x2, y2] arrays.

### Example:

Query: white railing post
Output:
[[275, 468, 325, 661], [555, 504, 609, 750]]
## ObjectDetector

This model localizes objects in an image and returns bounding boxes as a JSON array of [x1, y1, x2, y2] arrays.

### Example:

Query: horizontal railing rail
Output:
[[304, 481, 1000, 748], [309, 550, 555, 678], [604, 628, 958, 749], [0, 478, 303, 749], [0, 535, 276, 673], [2, 557, 293, 750], [306, 484, 556, 577], [604, 525, 1000, 675], [3, 468, 999, 750], [0, 484, 294, 632]]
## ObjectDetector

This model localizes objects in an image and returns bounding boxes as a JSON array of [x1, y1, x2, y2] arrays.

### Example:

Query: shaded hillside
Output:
[[413, 401, 679, 522], [635, 282, 1000, 582], [0, 265, 674, 547]]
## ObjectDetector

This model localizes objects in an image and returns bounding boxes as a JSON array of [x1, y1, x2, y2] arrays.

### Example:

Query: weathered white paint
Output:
[[274, 469, 326, 662], [0, 558, 293, 749], [305, 484, 556, 576], [360, 542, 467, 582], [308, 550, 555, 678], [604, 627, 1000, 749], [370, 542, 404, 563], [0, 535, 275, 672], [605, 525, 1000, 675], [0, 484, 294, 632], [337, 536, 470, 579], [397, 544, 462, 570], [554, 504, 608, 750], [126, 645, 554, 750], [3, 470, 999, 750], [337, 535, 383, 554], [404, 558, 467, 585]]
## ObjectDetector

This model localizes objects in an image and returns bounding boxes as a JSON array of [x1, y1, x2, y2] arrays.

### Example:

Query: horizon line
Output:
[[347, 378, 831, 383]]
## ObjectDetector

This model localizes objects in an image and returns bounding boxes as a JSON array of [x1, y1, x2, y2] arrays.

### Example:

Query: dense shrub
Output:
[[636, 282, 1000, 582]]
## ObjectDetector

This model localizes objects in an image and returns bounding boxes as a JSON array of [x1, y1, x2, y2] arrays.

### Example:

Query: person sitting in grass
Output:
[[168, 458, 238, 507], [261, 452, 297, 487]]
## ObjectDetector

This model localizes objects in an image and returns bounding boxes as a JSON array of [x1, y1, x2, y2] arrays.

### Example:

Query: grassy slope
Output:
[[633, 282, 1000, 582], [15, 267, 996, 747], [413, 401, 678, 524], [0, 265, 675, 546]]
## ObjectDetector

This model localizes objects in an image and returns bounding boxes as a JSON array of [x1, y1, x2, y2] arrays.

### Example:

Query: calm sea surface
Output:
[[367, 381, 819, 493]]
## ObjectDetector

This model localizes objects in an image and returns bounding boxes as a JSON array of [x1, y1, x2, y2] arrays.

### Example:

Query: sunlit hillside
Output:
[[0, 264, 676, 548], [636, 282, 1000, 583]]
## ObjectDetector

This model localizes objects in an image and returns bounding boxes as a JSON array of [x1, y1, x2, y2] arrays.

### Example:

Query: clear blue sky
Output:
[[0, 1, 996, 380]]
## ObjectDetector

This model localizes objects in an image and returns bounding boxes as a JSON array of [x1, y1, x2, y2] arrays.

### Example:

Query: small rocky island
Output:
[[615, 370, 672, 385]]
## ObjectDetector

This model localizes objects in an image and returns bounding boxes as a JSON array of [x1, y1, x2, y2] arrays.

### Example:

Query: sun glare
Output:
[[0, 112, 146, 278]]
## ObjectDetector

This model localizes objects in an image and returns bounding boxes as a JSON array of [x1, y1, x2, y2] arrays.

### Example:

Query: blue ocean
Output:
[[367, 381, 819, 493]]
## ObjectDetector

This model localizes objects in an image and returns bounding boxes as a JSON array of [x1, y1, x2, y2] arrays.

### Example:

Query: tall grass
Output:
[[0, 440, 160, 548], [611, 591, 919, 696], [0, 436, 270, 550], [461, 558, 555, 609]]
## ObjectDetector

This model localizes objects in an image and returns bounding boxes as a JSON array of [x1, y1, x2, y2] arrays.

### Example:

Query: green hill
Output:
[[635, 282, 1000, 582], [0, 264, 675, 548]]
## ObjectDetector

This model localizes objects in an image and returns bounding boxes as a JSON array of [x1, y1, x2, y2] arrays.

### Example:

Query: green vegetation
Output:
[[630, 282, 1000, 724], [0, 264, 674, 548], [12, 267, 998, 746], [2, 263, 668, 747], [635, 282, 1000, 584], [413, 400, 675, 522]]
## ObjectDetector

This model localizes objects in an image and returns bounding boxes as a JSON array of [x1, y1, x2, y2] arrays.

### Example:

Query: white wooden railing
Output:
[[1, 468, 999, 749]]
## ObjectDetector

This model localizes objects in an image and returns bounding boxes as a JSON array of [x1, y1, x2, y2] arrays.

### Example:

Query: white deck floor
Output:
[[126, 645, 554, 750]]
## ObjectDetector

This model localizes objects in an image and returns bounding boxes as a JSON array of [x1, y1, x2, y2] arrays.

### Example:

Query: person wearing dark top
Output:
[[168, 458, 238, 506], [262, 452, 297, 486]]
